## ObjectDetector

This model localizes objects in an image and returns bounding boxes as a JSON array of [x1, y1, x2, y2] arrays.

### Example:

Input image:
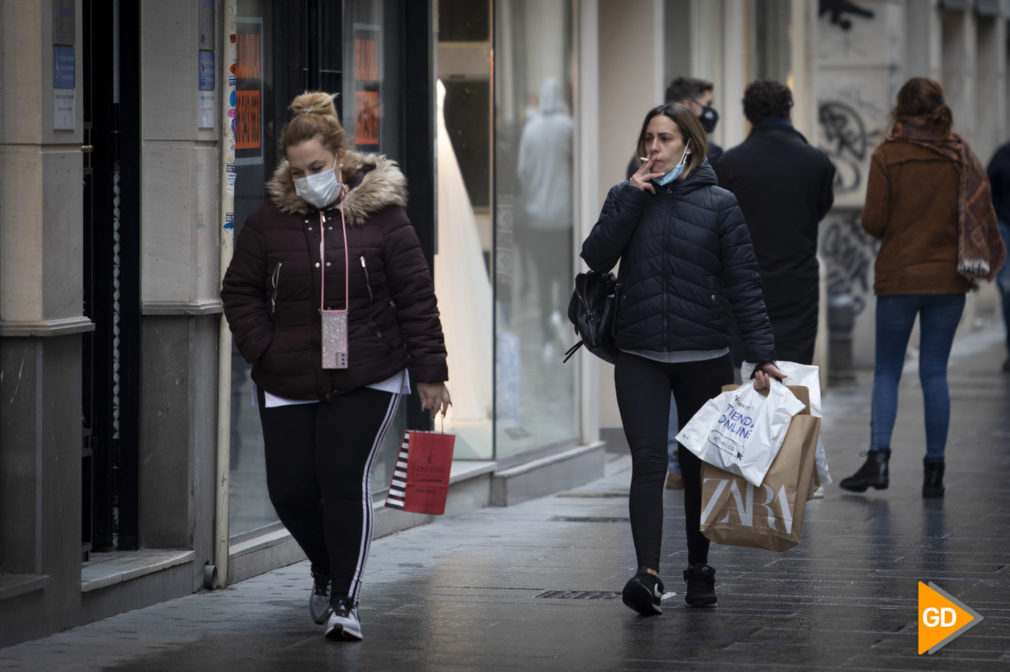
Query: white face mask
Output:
[[293, 160, 341, 208]]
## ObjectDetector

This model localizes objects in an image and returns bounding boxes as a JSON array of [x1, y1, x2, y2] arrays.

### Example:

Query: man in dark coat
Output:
[[715, 80, 836, 364]]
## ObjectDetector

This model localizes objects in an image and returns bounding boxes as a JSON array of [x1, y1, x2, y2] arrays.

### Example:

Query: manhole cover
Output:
[[549, 516, 629, 523], [535, 590, 622, 600]]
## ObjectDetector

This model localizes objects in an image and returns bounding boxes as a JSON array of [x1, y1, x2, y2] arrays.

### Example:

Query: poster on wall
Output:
[[353, 24, 381, 151], [235, 18, 263, 164], [54, 89, 75, 130], [52, 0, 75, 46], [198, 0, 215, 50]]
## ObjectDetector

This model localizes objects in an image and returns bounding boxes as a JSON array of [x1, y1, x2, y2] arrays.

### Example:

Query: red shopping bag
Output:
[[384, 430, 455, 515]]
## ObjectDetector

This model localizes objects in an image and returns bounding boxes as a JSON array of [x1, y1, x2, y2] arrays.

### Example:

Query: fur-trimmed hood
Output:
[[266, 150, 408, 226]]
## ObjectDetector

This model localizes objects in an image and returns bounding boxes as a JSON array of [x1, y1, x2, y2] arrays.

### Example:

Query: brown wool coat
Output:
[[221, 151, 448, 399], [862, 141, 972, 295]]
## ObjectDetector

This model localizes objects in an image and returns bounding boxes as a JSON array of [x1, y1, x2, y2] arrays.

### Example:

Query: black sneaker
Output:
[[622, 571, 664, 615], [683, 565, 717, 607], [325, 596, 363, 641], [309, 569, 332, 625]]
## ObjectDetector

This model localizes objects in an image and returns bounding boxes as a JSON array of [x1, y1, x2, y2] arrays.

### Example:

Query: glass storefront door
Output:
[[493, 0, 579, 460], [436, 0, 580, 463]]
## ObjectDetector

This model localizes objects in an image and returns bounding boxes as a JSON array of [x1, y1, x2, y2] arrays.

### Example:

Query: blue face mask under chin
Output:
[[655, 164, 684, 186], [654, 142, 691, 186]]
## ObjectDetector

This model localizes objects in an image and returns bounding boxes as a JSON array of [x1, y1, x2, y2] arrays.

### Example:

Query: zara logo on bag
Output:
[[700, 477, 795, 534]]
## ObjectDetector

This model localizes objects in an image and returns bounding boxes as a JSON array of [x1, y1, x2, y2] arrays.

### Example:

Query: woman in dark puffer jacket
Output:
[[221, 92, 450, 642], [582, 103, 783, 614]]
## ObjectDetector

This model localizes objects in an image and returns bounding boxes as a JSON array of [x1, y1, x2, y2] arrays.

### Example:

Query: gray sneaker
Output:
[[324, 596, 363, 641], [309, 570, 332, 625]]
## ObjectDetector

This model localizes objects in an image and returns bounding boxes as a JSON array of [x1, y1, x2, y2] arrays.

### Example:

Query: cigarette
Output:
[[639, 156, 649, 163]]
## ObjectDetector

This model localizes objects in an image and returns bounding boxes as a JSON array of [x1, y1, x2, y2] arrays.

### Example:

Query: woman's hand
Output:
[[628, 157, 665, 194], [752, 363, 788, 392], [417, 382, 452, 417]]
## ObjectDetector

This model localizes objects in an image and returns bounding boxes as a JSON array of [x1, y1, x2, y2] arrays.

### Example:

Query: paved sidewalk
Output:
[[2, 325, 1009, 671]]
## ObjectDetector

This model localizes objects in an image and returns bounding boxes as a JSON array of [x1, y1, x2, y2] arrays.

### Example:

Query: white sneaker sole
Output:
[[325, 621, 363, 641]]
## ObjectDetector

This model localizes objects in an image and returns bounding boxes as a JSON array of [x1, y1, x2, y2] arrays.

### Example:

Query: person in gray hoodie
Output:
[[517, 77, 574, 357]]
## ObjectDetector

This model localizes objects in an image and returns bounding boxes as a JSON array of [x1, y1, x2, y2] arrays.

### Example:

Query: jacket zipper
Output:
[[578, 284, 594, 320], [270, 262, 282, 313], [360, 255, 374, 304]]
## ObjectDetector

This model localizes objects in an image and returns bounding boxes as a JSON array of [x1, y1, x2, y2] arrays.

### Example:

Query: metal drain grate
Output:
[[555, 492, 627, 498], [549, 516, 629, 523], [535, 590, 622, 600]]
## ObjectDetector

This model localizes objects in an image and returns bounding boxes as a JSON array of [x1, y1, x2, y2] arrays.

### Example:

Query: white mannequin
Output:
[[433, 79, 493, 429]]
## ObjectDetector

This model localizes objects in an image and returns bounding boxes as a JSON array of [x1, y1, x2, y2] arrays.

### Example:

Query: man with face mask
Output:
[[626, 76, 722, 180]]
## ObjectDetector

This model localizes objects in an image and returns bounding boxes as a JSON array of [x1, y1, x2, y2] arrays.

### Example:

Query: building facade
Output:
[[1, 0, 1007, 647]]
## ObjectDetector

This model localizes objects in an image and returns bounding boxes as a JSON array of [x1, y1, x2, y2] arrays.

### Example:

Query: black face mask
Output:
[[697, 104, 719, 134]]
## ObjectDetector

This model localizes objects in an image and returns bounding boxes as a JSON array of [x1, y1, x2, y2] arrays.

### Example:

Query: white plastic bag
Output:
[[676, 379, 805, 487], [742, 361, 832, 485]]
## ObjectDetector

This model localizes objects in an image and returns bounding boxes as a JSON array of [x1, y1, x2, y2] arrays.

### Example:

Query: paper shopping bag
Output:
[[699, 413, 820, 552], [384, 430, 456, 515]]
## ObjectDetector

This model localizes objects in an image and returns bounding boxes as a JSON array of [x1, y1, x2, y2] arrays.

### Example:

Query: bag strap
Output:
[[319, 193, 350, 313], [562, 341, 583, 363]]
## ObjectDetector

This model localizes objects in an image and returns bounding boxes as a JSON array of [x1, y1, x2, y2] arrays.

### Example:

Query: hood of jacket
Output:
[[266, 149, 407, 226], [538, 77, 564, 115]]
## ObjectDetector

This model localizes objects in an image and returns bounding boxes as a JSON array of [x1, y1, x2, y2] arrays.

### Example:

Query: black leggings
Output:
[[614, 352, 733, 570], [258, 386, 400, 603]]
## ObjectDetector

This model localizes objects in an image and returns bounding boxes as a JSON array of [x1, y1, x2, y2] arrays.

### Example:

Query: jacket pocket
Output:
[[359, 255, 374, 304], [270, 262, 282, 313], [367, 317, 392, 351]]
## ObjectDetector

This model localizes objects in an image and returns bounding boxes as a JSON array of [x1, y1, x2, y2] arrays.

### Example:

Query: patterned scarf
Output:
[[888, 116, 1005, 286]]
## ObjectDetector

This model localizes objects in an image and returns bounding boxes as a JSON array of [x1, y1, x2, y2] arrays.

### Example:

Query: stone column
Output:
[[0, 0, 90, 645], [136, 0, 220, 576]]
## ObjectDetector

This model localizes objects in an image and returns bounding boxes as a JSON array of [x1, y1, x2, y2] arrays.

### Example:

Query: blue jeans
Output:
[[870, 294, 965, 459], [667, 393, 681, 475], [997, 222, 1010, 359]]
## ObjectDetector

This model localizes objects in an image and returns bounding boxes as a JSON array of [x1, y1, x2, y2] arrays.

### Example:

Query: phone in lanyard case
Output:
[[321, 310, 348, 369], [319, 206, 350, 369]]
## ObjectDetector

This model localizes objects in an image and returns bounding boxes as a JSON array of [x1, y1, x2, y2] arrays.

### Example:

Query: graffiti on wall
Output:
[[818, 83, 888, 197], [818, 101, 867, 194], [818, 0, 874, 32], [820, 212, 879, 316]]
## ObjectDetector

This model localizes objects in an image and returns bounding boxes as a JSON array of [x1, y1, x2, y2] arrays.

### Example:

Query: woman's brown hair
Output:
[[280, 91, 346, 153], [891, 77, 953, 138], [635, 103, 708, 179]]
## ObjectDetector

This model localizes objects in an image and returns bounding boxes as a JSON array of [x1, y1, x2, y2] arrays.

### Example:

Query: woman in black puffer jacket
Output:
[[222, 92, 450, 642], [581, 103, 783, 614]]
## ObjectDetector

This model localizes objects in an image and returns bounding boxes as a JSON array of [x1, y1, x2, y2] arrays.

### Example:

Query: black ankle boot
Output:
[[683, 565, 717, 607], [923, 458, 945, 498], [839, 451, 890, 492]]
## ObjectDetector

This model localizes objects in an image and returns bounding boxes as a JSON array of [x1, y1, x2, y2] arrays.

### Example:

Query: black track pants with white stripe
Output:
[[258, 386, 400, 603]]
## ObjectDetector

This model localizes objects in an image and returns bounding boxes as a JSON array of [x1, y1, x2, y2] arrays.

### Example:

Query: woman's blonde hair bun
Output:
[[282, 91, 344, 152], [290, 91, 338, 118]]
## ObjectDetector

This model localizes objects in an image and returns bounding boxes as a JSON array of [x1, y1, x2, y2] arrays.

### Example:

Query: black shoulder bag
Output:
[[562, 270, 620, 364]]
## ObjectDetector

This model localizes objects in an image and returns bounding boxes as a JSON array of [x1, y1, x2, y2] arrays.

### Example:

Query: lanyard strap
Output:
[[319, 198, 350, 312]]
